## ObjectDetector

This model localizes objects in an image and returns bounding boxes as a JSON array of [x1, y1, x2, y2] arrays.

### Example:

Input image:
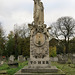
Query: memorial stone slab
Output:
[[58, 54, 67, 64], [72, 54, 75, 64], [9, 55, 15, 62], [23, 57, 26, 61], [50, 57, 58, 62], [18, 55, 25, 62], [8, 55, 18, 68]]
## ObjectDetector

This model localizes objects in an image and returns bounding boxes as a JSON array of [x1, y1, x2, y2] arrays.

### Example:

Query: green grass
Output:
[[0, 61, 75, 75], [0, 61, 28, 75], [51, 62, 75, 75]]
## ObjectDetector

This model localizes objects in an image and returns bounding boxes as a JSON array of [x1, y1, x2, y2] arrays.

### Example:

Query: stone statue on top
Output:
[[33, 0, 44, 25]]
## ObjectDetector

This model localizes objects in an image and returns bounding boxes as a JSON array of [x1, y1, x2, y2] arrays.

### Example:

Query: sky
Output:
[[0, 0, 75, 35]]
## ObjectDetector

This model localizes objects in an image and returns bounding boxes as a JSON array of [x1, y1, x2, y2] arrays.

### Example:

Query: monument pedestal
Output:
[[15, 66, 65, 75]]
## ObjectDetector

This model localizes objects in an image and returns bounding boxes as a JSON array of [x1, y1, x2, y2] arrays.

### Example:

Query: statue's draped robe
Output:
[[34, 0, 44, 25]]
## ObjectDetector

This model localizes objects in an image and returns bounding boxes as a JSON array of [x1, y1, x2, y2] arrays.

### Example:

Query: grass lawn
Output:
[[51, 62, 75, 75], [0, 61, 28, 75], [0, 61, 75, 75]]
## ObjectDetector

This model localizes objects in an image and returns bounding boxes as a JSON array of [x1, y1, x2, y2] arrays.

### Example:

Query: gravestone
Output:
[[68, 53, 72, 58], [9, 55, 15, 62], [58, 54, 68, 64], [50, 57, 58, 62], [72, 54, 75, 64], [8, 55, 18, 68], [1, 61, 4, 65], [68, 53, 72, 60], [27, 58, 30, 61], [15, 0, 65, 75], [18, 55, 25, 62], [0, 56, 5, 65], [23, 57, 26, 61]]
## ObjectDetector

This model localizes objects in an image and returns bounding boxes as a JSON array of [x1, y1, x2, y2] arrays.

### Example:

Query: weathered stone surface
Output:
[[34, 0, 44, 25], [9, 55, 15, 62], [58, 54, 68, 64], [18, 55, 25, 62], [29, 36, 50, 68], [21, 66, 58, 73], [27, 58, 30, 61], [8, 55, 18, 68], [72, 54, 75, 64], [50, 57, 58, 62], [1, 61, 4, 65], [15, 72, 65, 75], [15, 67, 65, 75]]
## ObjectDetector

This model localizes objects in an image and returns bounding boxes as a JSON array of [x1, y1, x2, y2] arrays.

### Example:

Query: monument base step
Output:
[[15, 66, 66, 75], [21, 66, 58, 73]]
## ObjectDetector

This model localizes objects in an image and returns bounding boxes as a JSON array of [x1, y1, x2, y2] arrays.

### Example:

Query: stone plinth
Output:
[[15, 66, 65, 75], [21, 66, 58, 73]]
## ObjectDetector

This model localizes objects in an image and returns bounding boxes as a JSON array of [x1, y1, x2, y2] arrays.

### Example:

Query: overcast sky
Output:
[[0, 0, 75, 35]]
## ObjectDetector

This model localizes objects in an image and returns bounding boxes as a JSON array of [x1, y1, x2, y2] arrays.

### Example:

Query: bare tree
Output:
[[14, 24, 30, 39], [18, 24, 30, 38], [51, 16, 75, 53]]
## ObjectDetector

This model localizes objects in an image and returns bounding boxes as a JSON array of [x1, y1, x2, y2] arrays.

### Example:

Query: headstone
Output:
[[23, 57, 26, 61], [9, 55, 15, 62], [18, 55, 25, 62], [72, 54, 75, 64], [67, 53, 73, 64], [58, 54, 68, 64], [63, 54, 68, 61], [68, 53, 73, 59], [0, 56, 5, 65], [8, 55, 18, 68], [27, 58, 30, 61], [50, 57, 58, 62], [1, 61, 4, 65]]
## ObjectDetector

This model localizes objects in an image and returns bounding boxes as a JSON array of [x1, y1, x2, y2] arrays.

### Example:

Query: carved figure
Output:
[[43, 25, 51, 37], [34, 0, 44, 25]]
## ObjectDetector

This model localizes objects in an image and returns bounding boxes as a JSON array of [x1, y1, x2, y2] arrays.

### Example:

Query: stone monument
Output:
[[8, 55, 18, 68], [15, 0, 65, 75], [72, 54, 75, 64], [9, 55, 15, 62], [28, 0, 51, 68], [18, 55, 25, 62], [33, 0, 44, 25]]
